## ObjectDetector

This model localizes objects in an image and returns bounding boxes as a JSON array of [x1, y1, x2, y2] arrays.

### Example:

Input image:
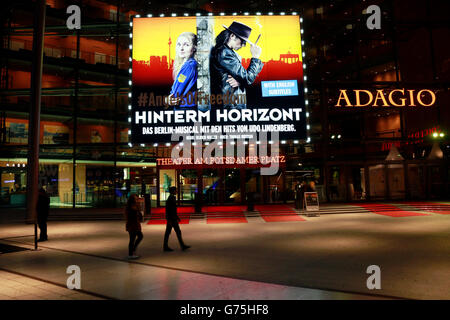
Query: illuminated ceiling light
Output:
[[196, 13, 201, 16], [244, 12, 249, 15], [128, 80, 132, 86], [306, 112, 310, 118], [205, 141, 210, 145], [128, 105, 132, 110], [184, 13, 189, 16], [294, 140, 299, 144], [171, 13, 176, 17], [337, 135, 341, 139], [304, 88, 308, 93], [128, 68, 132, 74], [128, 117, 131, 122], [256, 12, 261, 15], [147, 14, 152, 17], [140, 144, 145, 147], [256, 141, 261, 144], [192, 142, 197, 146], [303, 63, 307, 69], [6, 163, 9, 166], [220, 12, 225, 16], [128, 143, 132, 147], [439, 133, 445, 137], [304, 76, 307, 81], [302, 52, 305, 57], [433, 132, 438, 138], [302, 40, 305, 45], [243, 141, 248, 145], [305, 100, 309, 105], [306, 137, 311, 143], [129, 33, 132, 38], [292, 12, 297, 15], [165, 142, 170, 146], [179, 142, 184, 146], [331, 135, 335, 139], [129, 22, 133, 27], [208, 12, 213, 16], [268, 12, 273, 15], [218, 141, 223, 145], [307, 125, 310, 130], [232, 12, 237, 16], [153, 143, 158, 147], [298, 163, 302, 166], [128, 130, 131, 134], [135, 15, 141, 18], [12, 163, 15, 167], [160, 14, 165, 17], [301, 29, 304, 34], [281, 140, 286, 144], [129, 45, 132, 50], [128, 92, 132, 97], [280, 12, 285, 15], [129, 57, 132, 62]]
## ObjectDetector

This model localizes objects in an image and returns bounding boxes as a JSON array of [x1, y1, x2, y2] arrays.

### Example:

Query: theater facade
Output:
[[0, 0, 448, 209]]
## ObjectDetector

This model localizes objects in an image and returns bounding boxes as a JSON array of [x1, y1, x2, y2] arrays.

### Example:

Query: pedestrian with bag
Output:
[[125, 194, 144, 259]]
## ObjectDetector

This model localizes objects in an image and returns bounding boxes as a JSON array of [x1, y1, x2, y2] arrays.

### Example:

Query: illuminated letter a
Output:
[[335, 90, 352, 107], [67, 5, 81, 30]]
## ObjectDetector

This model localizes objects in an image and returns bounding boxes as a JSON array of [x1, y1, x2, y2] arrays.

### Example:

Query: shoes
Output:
[[37, 238, 48, 242], [127, 255, 139, 259], [163, 247, 174, 252], [181, 245, 191, 251]]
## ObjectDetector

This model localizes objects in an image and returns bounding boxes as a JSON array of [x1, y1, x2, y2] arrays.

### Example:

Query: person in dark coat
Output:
[[125, 194, 143, 259], [37, 187, 50, 242], [210, 21, 263, 109], [163, 186, 190, 252]]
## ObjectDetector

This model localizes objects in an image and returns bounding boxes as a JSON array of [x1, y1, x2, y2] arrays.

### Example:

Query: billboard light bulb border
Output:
[[130, 13, 308, 146]]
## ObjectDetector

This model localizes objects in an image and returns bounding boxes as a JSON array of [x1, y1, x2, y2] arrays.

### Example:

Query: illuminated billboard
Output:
[[131, 14, 306, 143]]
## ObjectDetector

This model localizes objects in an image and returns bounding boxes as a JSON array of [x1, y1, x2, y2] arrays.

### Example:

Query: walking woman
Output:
[[125, 194, 143, 259]]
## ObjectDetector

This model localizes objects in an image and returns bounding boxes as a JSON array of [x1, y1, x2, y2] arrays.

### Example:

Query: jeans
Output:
[[128, 231, 143, 256], [163, 219, 185, 248]]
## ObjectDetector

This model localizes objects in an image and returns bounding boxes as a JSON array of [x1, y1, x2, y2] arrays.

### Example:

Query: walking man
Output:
[[164, 186, 190, 252]]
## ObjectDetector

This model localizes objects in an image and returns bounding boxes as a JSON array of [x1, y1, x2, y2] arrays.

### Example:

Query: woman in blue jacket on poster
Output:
[[168, 32, 198, 110]]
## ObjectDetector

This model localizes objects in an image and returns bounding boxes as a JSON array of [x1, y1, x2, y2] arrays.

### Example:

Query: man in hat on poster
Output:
[[210, 21, 263, 109]]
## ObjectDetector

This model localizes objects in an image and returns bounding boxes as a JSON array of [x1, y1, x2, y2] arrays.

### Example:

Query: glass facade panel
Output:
[[369, 164, 386, 199], [179, 169, 197, 204], [224, 169, 240, 203]]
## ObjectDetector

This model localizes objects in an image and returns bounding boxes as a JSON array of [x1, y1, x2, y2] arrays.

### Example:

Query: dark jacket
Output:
[[165, 194, 178, 221], [36, 192, 50, 222], [125, 206, 142, 232], [210, 45, 263, 109]]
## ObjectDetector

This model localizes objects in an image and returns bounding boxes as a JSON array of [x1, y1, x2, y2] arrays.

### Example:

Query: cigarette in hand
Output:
[[255, 34, 261, 45]]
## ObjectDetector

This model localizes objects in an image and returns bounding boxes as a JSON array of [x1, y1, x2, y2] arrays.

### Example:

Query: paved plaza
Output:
[[0, 202, 449, 300]]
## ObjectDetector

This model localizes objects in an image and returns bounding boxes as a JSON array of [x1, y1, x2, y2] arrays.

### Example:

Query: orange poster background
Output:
[[132, 15, 303, 86]]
